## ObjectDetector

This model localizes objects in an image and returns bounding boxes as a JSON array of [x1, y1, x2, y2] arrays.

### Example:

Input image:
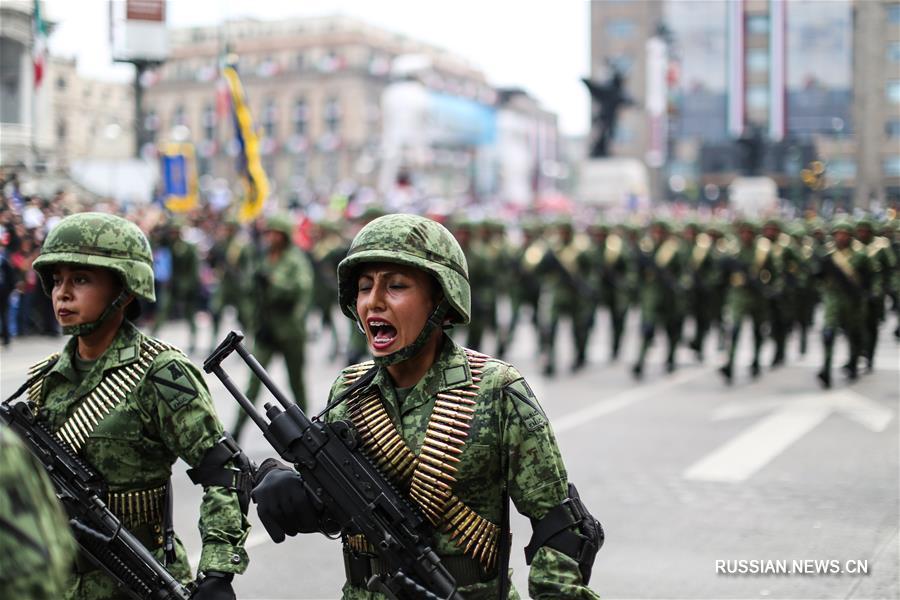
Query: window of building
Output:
[[886, 119, 900, 138], [295, 52, 306, 70], [746, 48, 768, 72], [56, 76, 66, 90], [263, 97, 278, 138], [888, 80, 900, 104], [746, 15, 769, 35], [606, 19, 636, 39], [56, 119, 66, 141], [324, 97, 340, 133], [747, 86, 769, 110], [887, 3, 900, 24], [173, 105, 186, 127], [202, 103, 215, 141], [888, 42, 900, 63], [828, 159, 856, 180], [610, 54, 634, 74], [884, 155, 900, 177], [293, 98, 308, 136]]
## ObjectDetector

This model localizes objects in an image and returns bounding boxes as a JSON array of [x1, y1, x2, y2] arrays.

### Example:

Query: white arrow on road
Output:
[[684, 389, 894, 483]]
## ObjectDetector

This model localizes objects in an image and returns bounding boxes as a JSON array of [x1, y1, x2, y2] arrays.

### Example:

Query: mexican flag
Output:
[[32, 0, 47, 88]]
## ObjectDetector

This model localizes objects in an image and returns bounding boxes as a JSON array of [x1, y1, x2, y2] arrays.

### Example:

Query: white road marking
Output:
[[553, 367, 709, 433], [684, 389, 894, 483]]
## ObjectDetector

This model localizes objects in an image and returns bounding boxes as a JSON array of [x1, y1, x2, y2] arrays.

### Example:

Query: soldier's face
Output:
[[51, 265, 122, 328], [356, 263, 439, 356], [856, 228, 872, 243], [834, 230, 851, 248]]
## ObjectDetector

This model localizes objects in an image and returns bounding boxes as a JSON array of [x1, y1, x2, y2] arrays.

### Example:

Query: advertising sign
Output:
[[110, 0, 168, 63]]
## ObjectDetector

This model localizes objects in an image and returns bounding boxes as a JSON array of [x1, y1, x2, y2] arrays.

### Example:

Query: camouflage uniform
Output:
[[631, 220, 687, 377], [329, 339, 599, 600], [208, 220, 251, 352], [856, 218, 897, 371], [36, 324, 250, 598], [718, 220, 773, 382], [310, 222, 348, 361], [0, 428, 77, 600], [788, 223, 817, 356], [681, 222, 720, 362], [152, 224, 201, 354], [539, 221, 595, 375], [329, 214, 601, 599], [585, 222, 633, 361], [252, 214, 602, 600], [760, 219, 798, 367], [499, 222, 543, 358], [815, 220, 873, 387], [234, 214, 314, 439], [29, 213, 250, 599]]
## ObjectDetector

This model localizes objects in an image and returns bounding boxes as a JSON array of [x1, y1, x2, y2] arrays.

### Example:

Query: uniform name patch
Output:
[[149, 360, 198, 411]]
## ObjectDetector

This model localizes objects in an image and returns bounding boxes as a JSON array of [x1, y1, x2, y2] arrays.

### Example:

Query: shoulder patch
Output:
[[149, 359, 198, 411], [504, 377, 546, 432], [443, 364, 468, 387]]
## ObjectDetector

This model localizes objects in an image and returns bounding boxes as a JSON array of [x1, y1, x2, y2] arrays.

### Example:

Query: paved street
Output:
[[2, 310, 897, 600]]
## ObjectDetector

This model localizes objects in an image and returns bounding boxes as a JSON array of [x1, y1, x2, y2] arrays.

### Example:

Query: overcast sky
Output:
[[45, 0, 591, 135]]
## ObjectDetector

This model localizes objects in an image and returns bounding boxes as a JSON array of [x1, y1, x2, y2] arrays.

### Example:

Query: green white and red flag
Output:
[[32, 0, 47, 88]]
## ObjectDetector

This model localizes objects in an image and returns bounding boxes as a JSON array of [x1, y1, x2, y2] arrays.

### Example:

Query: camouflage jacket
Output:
[[327, 336, 600, 600], [0, 428, 76, 600], [31, 321, 249, 591], [245, 245, 314, 342]]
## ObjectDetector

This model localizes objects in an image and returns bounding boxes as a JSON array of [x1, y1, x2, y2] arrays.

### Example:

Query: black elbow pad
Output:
[[187, 432, 255, 514], [524, 483, 604, 584]]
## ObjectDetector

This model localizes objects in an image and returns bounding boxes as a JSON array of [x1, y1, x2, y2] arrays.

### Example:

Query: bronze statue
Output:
[[582, 67, 633, 158]]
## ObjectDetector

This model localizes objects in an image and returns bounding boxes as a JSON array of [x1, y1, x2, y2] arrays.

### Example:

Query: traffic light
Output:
[[800, 160, 826, 191]]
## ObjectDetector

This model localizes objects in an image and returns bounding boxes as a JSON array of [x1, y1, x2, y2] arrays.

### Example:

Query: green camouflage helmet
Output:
[[33, 212, 155, 303], [265, 213, 294, 237], [831, 218, 855, 234], [337, 213, 471, 325]]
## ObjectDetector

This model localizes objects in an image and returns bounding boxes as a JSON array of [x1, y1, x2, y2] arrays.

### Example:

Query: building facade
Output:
[[853, 0, 900, 206], [142, 15, 503, 206], [588, 0, 900, 208]]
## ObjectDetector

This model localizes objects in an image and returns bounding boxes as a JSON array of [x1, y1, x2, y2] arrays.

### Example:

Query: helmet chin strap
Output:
[[369, 301, 450, 368], [62, 290, 131, 337]]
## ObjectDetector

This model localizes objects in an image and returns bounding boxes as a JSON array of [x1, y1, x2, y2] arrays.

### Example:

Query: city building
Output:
[[0, 0, 51, 169], [853, 0, 900, 206], [47, 56, 134, 170], [588, 0, 900, 208], [142, 15, 511, 206]]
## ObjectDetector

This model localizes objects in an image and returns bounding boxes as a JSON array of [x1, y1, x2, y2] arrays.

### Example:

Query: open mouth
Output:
[[368, 319, 398, 349]]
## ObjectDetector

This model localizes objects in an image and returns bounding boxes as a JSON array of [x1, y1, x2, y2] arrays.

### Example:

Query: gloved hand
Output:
[[251, 466, 322, 542], [191, 572, 235, 600]]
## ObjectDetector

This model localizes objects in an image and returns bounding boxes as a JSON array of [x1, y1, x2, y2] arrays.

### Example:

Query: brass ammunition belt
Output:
[[343, 547, 496, 588], [106, 484, 167, 530]]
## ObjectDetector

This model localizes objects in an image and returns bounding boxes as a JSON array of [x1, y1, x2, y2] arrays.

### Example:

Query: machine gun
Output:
[[0, 395, 192, 600], [204, 331, 463, 600]]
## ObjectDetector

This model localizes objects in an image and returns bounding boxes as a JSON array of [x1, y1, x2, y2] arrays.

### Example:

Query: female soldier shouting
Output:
[[252, 214, 602, 599], [28, 213, 250, 600]]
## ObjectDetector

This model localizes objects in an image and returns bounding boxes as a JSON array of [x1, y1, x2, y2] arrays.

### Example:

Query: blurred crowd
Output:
[[2, 168, 898, 391]]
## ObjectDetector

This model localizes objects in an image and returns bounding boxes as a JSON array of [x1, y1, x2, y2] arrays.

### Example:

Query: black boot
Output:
[[631, 362, 643, 380], [719, 363, 733, 384], [750, 361, 761, 379], [817, 369, 832, 389]]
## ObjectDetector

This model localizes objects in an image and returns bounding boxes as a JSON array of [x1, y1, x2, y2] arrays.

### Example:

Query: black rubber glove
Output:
[[192, 572, 235, 600], [251, 465, 322, 542]]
